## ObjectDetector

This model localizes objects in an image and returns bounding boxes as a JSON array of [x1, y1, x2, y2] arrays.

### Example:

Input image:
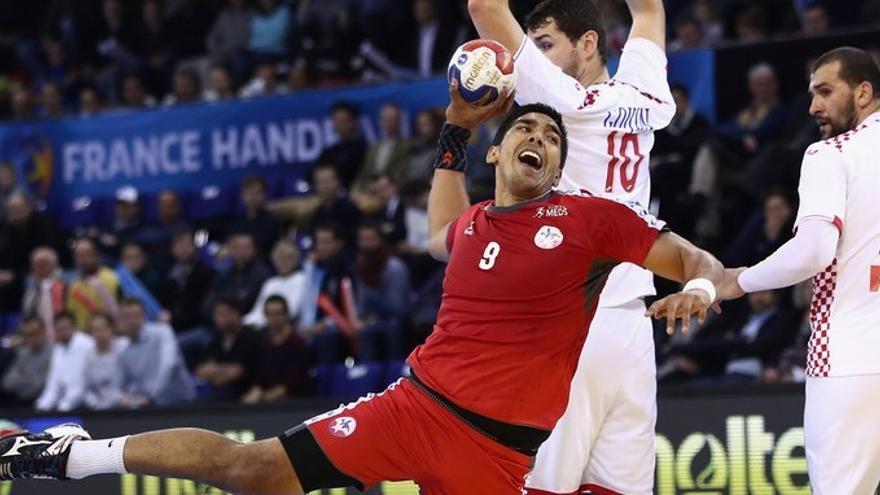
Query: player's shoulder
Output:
[[809, 115, 880, 155]]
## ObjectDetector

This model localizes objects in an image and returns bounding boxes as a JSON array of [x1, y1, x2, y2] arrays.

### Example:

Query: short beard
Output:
[[824, 97, 858, 138]]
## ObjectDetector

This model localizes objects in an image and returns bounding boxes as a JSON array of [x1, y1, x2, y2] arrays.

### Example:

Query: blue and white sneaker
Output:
[[0, 423, 91, 480]]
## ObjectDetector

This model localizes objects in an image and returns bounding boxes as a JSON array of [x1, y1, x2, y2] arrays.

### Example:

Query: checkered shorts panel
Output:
[[808, 259, 838, 377]]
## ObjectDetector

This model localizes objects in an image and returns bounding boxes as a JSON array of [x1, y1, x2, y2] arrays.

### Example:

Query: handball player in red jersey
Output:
[[0, 84, 724, 494]]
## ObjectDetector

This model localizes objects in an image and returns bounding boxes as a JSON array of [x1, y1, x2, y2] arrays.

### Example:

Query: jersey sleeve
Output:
[[613, 38, 675, 129], [794, 142, 848, 233], [513, 36, 591, 114], [589, 198, 666, 266]]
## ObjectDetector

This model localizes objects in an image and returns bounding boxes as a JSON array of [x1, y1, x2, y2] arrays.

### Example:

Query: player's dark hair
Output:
[[492, 103, 568, 169], [525, 0, 608, 65], [813, 47, 880, 100]]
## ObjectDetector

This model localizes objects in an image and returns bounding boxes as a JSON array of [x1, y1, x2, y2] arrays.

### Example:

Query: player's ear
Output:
[[486, 145, 500, 167], [580, 30, 599, 59]]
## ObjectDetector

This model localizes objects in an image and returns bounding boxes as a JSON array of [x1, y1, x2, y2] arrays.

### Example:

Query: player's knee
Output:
[[224, 440, 301, 494]]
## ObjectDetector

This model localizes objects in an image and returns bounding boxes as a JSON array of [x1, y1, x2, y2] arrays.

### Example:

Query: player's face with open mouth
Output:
[[488, 112, 564, 200], [809, 61, 859, 139]]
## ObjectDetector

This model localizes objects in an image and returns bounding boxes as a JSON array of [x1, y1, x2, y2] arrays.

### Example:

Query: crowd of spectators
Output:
[[0, 0, 880, 412], [1, 0, 880, 121], [0, 95, 447, 410]]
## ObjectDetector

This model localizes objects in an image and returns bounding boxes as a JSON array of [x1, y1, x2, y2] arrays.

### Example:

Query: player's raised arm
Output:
[[625, 0, 666, 50], [427, 82, 515, 261], [467, 0, 525, 55]]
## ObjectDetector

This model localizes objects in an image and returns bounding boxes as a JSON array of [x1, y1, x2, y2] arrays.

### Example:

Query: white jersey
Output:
[[796, 111, 880, 377], [513, 37, 675, 307]]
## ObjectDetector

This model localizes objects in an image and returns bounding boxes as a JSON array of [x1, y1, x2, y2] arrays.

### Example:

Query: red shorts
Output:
[[305, 378, 533, 494]]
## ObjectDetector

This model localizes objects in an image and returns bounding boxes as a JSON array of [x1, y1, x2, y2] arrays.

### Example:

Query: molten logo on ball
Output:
[[448, 39, 517, 104]]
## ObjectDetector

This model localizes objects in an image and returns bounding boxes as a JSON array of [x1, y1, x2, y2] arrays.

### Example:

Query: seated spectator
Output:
[[317, 102, 367, 188], [83, 313, 127, 410], [164, 0, 216, 63], [662, 290, 794, 385], [204, 65, 238, 101], [231, 175, 281, 256], [0, 191, 60, 313], [359, 174, 407, 245], [351, 223, 411, 361], [204, 232, 271, 316], [79, 86, 103, 117], [96, 185, 148, 255], [247, 0, 291, 62], [117, 242, 166, 321], [133, 0, 173, 94], [120, 74, 157, 110], [244, 240, 307, 328], [239, 62, 286, 98], [242, 296, 311, 403], [352, 103, 411, 192], [162, 68, 202, 107], [294, 0, 361, 83], [10, 88, 36, 121], [690, 62, 788, 244], [39, 82, 65, 119], [651, 84, 711, 238], [35, 312, 95, 412], [309, 163, 361, 250], [668, 15, 707, 52], [0, 163, 21, 209], [164, 229, 215, 334], [157, 190, 187, 232], [22, 247, 68, 330], [303, 224, 357, 364], [402, 108, 444, 183], [206, 0, 253, 76], [0, 318, 52, 406], [802, 2, 831, 35], [117, 298, 194, 407], [405, 0, 457, 77], [723, 190, 795, 268], [196, 297, 262, 401], [67, 238, 120, 330]]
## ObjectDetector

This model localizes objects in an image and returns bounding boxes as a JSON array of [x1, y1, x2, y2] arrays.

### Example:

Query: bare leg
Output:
[[123, 429, 304, 495]]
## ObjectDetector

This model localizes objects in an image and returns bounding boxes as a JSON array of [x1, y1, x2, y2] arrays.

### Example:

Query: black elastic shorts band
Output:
[[408, 371, 550, 457], [278, 424, 364, 492]]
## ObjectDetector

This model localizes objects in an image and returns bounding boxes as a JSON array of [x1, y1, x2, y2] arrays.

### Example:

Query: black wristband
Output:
[[432, 123, 471, 173]]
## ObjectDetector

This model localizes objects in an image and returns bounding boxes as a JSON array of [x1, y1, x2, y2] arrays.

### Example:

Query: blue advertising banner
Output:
[[0, 48, 717, 214], [0, 78, 451, 211]]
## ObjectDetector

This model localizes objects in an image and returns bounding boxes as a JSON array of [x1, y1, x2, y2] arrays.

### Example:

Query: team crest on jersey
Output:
[[534, 225, 564, 249], [534, 205, 568, 218], [329, 416, 357, 438]]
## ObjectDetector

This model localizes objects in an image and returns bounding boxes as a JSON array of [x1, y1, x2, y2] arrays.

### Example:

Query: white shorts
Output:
[[805, 374, 880, 494], [526, 300, 656, 495]]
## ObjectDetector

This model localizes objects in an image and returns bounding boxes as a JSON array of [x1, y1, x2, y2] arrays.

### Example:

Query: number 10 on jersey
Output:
[[605, 131, 644, 193]]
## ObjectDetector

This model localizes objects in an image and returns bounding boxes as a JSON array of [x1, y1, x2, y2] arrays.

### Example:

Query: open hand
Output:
[[646, 290, 712, 335], [445, 77, 515, 130]]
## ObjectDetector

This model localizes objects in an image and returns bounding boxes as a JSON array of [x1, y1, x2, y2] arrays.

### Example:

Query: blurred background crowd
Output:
[[0, 0, 878, 412]]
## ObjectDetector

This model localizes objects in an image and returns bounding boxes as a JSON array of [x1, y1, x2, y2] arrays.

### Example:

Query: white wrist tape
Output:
[[683, 278, 717, 303]]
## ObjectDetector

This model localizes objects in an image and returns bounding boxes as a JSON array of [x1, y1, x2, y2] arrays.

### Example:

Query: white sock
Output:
[[66, 436, 130, 480]]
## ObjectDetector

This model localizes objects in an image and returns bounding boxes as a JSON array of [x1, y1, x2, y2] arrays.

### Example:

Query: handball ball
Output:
[[447, 39, 516, 104]]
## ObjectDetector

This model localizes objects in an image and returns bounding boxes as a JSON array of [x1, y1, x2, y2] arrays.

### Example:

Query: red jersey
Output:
[[407, 191, 664, 430]]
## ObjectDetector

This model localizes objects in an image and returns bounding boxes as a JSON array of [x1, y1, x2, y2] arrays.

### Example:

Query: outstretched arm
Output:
[[643, 231, 725, 334], [467, 0, 525, 55], [428, 82, 514, 261], [625, 0, 666, 49]]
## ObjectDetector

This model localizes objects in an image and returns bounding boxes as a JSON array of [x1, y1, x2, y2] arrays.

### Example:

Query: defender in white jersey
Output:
[[720, 48, 880, 494], [467, 0, 673, 493]]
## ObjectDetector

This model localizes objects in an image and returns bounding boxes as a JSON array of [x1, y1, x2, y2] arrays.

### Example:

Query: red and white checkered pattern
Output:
[[808, 259, 838, 377]]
